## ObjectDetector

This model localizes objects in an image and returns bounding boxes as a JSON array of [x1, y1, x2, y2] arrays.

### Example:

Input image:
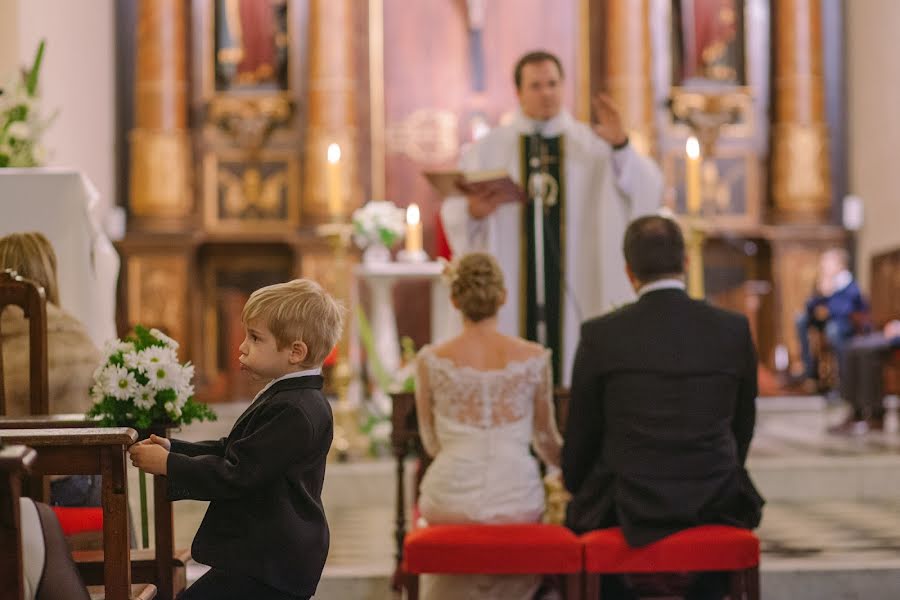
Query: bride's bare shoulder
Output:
[[502, 336, 548, 361]]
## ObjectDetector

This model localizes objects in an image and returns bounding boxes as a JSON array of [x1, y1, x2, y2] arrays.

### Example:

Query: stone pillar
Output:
[[604, 0, 655, 156], [303, 0, 359, 223], [771, 0, 831, 223], [0, 0, 19, 78], [129, 0, 192, 225]]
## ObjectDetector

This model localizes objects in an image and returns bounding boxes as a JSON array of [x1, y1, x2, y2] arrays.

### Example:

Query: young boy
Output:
[[129, 279, 344, 600]]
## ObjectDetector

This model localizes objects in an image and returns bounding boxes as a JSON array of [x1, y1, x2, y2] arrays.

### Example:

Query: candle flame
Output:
[[407, 203, 420, 225], [686, 137, 700, 159], [327, 143, 341, 164]]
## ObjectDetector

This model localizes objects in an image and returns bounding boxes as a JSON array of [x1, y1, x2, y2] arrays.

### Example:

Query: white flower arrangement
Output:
[[351, 200, 406, 251], [87, 325, 215, 429], [0, 40, 54, 168]]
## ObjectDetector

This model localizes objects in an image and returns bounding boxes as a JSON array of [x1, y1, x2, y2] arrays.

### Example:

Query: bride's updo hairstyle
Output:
[[450, 252, 506, 322]]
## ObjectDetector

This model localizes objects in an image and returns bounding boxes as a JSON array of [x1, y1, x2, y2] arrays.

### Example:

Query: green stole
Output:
[[519, 134, 564, 384]]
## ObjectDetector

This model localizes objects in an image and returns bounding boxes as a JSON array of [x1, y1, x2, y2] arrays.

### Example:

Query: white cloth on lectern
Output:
[[0, 169, 120, 348], [439, 108, 663, 384]]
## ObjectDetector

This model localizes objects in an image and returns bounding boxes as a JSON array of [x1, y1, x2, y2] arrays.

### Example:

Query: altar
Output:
[[0, 169, 119, 348]]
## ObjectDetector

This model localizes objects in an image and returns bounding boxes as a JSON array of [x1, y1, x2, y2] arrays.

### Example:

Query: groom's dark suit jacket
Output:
[[562, 287, 764, 547]]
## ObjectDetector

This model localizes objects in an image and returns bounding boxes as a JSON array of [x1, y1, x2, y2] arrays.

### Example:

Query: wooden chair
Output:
[[0, 429, 156, 600], [389, 390, 582, 600], [0, 269, 49, 415], [0, 271, 187, 599]]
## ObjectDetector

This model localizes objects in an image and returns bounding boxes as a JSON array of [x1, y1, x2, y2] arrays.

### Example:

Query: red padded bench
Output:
[[401, 522, 582, 598], [581, 525, 760, 599], [390, 391, 582, 598]]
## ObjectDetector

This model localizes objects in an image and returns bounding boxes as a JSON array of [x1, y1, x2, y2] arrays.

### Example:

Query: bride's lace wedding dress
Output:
[[414, 344, 563, 599]]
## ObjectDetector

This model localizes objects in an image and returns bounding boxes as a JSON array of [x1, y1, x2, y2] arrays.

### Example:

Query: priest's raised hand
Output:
[[591, 92, 628, 148]]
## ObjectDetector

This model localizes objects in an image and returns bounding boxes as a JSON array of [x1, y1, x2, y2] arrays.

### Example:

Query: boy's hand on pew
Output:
[[129, 438, 170, 475]]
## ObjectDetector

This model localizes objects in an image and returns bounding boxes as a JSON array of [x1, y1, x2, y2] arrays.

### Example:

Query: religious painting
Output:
[[671, 0, 746, 87], [214, 0, 290, 92], [203, 151, 299, 231]]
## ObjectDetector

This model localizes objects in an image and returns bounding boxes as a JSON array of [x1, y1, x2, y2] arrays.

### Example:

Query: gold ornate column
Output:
[[771, 0, 831, 223], [603, 0, 655, 156], [303, 0, 359, 222], [129, 0, 192, 225]]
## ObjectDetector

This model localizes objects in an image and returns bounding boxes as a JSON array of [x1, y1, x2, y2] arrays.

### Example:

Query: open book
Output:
[[423, 168, 526, 203]]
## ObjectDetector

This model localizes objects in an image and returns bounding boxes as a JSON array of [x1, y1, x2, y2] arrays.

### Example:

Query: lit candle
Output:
[[327, 143, 342, 218], [405, 203, 422, 255], [685, 136, 701, 215]]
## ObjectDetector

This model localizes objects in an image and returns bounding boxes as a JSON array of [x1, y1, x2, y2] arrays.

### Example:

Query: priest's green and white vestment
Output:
[[440, 108, 663, 385]]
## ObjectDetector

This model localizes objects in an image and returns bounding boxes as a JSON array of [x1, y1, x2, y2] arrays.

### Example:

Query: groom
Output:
[[562, 215, 764, 599]]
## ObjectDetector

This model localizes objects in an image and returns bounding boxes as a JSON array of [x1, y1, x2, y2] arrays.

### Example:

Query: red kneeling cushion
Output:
[[404, 523, 582, 575], [582, 526, 759, 573], [51, 506, 103, 536]]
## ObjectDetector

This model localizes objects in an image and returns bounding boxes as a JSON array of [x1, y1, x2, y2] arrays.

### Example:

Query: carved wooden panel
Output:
[[125, 254, 189, 358]]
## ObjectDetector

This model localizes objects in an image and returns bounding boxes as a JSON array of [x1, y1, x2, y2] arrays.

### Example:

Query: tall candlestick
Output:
[[327, 143, 342, 218], [406, 203, 422, 254], [685, 136, 701, 214]]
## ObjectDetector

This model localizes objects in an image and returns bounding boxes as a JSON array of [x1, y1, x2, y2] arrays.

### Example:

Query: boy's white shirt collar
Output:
[[253, 368, 322, 402]]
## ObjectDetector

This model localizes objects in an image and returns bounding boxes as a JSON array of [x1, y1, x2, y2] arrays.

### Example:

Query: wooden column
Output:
[[603, 0, 655, 156], [129, 0, 192, 225], [771, 0, 831, 223], [303, 0, 359, 222]]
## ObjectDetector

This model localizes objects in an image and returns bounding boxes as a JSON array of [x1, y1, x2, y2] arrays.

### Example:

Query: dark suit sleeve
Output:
[[562, 327, 603, 495], [169, 438, 227, 458], [167, 402, 319, 501], [732, 319, 758, 465]]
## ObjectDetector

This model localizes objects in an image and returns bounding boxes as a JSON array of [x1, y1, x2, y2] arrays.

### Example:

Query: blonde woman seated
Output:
[[415, 252, 563, 600], [1, 232, 102, 506]]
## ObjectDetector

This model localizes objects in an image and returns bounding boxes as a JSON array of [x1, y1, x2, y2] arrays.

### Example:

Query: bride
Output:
[[414, 252, 564, 599]]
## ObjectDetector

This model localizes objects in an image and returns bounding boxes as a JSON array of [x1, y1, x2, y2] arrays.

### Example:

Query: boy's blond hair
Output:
[[241, 279, 345, 368], [0, 232, 60, 305]]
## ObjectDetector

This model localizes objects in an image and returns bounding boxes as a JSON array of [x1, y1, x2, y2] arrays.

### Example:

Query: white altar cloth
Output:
[[0, 168, 120, 348]]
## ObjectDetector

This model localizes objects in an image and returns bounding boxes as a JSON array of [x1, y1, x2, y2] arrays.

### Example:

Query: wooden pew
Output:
[[0, 270, 185, 599], [0, 428, 155, 600], [0, 419, 187, 600]]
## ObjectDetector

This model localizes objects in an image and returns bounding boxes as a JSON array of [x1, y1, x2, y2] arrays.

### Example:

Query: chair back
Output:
[[0, 444, 38, 600], [0, 270, 49, 415]]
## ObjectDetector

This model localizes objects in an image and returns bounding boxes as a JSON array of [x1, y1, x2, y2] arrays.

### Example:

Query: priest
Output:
[[440, 50, 663, 384]]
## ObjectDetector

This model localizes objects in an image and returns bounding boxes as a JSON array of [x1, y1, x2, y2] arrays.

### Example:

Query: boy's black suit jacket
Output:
[[166, 375, 333, 596], [562, 287, 764, 547]]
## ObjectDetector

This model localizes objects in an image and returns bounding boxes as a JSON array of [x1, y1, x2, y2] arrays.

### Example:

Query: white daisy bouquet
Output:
[[87, 325, 216, 429], [0, 39, 54, 168], [351, 200, 406, 250]]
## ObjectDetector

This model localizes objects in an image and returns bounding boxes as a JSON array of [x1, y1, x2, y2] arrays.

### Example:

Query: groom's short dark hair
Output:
[[623, 215, 685, 282]]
